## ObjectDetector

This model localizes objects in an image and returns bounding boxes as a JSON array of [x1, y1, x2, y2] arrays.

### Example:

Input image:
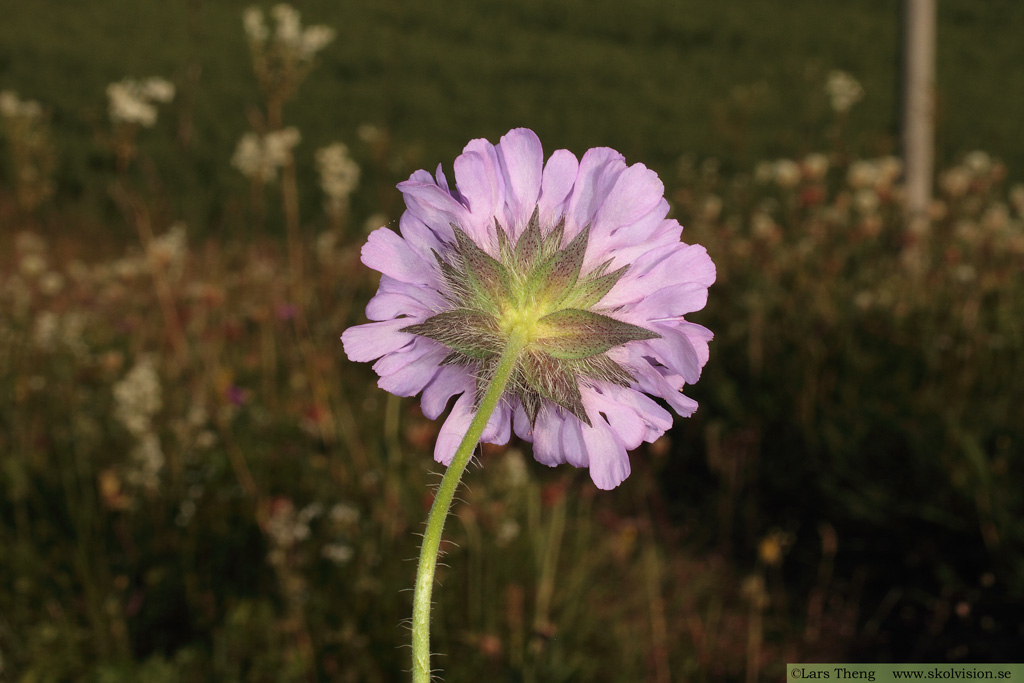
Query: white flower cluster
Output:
[[316, 142, 360, 211], [846, 156, 903, 217], [232, 127, 300, 182], [321, 543, 354, 564], [0, 90, 42, 120], [243, 4, 335, 61], [771, 159, 801, 188], [1, 91, 57, 210], [147, 222, 188, 281], [754, 155, 829, 188], [114, 355, 163, 436], [31, 310, 87, 357], [329, 502, 360, 526], [321, 502, 359, 564], [939, 151, 1003, 199], [1009, 184, 1024, 217], [243, 6, 269, 42], [802, 153, 830, 181], [106, 77, 176, 127], [113, 355, 164, 489], [825, 70, 864, 114], [267, 500, 327, 549], [846, 156, 903, 191]]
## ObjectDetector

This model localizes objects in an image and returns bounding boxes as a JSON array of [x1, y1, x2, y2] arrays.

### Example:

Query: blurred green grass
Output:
[[2, 0, 1024, 230]]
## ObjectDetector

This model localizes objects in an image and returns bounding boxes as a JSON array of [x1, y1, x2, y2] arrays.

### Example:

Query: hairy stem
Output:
[[411, 329, 527, 682]]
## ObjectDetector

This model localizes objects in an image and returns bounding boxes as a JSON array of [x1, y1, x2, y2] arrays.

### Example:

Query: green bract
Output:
[[403, 209, 658, 426]]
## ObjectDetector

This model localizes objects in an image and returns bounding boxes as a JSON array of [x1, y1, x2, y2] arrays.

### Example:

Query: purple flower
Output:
[[342, 128, 715, 489], [226, 384, 249, 406]]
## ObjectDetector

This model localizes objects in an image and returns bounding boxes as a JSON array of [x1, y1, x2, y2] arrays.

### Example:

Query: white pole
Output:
[[902, 0, 936, 240]]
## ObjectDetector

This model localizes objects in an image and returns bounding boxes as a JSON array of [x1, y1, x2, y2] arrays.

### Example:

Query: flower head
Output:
[[825, 70, 864, 114], [106, 77, 175, 127], [231, 127, 301, 182], [342, 129, 715, 489], [316, 142, 360, 211]]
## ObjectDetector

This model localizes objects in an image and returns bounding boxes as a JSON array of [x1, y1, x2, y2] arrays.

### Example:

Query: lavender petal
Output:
[[341, 320, 414, 362], [497, 128, 544, 230]]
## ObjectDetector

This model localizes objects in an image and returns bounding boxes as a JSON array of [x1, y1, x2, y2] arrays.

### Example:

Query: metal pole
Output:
[[902, 0, 936, 240]]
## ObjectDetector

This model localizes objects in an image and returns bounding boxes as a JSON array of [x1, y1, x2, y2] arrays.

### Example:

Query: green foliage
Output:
[[672, 149, 1024, 656], [0, 219, 780, 680]]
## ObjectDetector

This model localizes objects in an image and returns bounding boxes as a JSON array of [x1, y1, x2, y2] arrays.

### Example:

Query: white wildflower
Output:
[[267, 500, 311, 548], [33, 311, 59, 351], [1009, 184, 1024, 216], [231, 133, 266, 180], [982, 203, 1010, 233], [316, 229, 339, 262], [59, 311, 88, 358], [955, 220, 980, 244], [316, 142, 360, 211], [964, 151, 992, 176], [147, 222, 188, 280], [299, 502, 324, 524], [243, 6, 269, 43], [15, 231, 47, 254], [362, 212, 388, 234], [114, 355, 163, 438], [107, 78, 175, 127], [753, 161, 774, 184], [264, 126, 300, 165], [357, 123, 383, 145], [772, 159, 801, 188], [0, 90, 18, 117], [501, 449, 530, 489], [112, 257, 145, 280], [232, 127, 300, 182], [701, 194, 723, 222], [141, 78, 175, 103], [0, 90, 42, 119], [825, 70, 864, 114], [329, 502, 360, 526], [176, 499, 197, 527], [272, 4, 302, 49], [847, 160, 880, 190], [928, 199, 948, 221], [496, 520, 520, 547], [300, 25, 335, 59], [875, 156, 903, 189], [954, 264, 976, 283], [321, 543, 354, 564], [700, 158, 720, 178], [751, 212, 779, 240], [854, 188, 880, 214], [195, 430, 217, 449], [802, 153, 829, 182], [19, 253, 47, 277], [126, 432, 164, 490], [107, 83, 157, 127], [940, 167, 971, 198], [3, 275, 32, 316], [187, 403, 208, 428]]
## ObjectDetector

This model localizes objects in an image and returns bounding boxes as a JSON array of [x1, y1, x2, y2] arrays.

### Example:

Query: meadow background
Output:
[[1, 1, 1023, 681]]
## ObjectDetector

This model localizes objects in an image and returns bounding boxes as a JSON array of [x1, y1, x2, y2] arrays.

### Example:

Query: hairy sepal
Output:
[[402, 309, 503, 359], [535, 308, 659, 360]]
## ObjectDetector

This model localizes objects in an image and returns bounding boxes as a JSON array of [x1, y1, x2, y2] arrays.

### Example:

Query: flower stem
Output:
[[411, 329, 527, 682]]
